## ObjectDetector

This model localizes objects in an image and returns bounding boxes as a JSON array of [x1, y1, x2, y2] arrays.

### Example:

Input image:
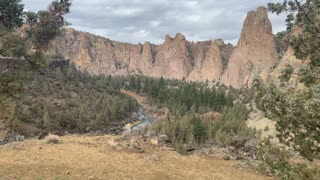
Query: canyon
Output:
[[49, 6, 299, 88]]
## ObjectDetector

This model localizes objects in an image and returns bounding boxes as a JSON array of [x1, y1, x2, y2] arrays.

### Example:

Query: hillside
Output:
[[0, 59, 138, 141]]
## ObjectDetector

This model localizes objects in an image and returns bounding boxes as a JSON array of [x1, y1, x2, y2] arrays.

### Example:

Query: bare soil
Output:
[[0, 135, 272, 180]]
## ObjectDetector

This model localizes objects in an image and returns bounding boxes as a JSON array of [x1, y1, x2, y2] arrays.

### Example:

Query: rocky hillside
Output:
[[49, 6, 293, 88]]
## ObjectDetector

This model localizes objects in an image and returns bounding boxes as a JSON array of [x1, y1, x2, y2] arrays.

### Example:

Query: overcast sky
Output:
[[22, 0, 287, 45]]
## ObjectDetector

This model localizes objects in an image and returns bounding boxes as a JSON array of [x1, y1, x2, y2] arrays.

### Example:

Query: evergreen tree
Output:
[[192, 117, 206, 144], [255, 0, 320, 161], [0, 0, 24, 30]]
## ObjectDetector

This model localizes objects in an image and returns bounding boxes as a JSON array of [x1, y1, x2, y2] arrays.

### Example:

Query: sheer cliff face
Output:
[[49, 6, 279, 88], [49, 30, 234, 81], [221, 6, 279, 88]]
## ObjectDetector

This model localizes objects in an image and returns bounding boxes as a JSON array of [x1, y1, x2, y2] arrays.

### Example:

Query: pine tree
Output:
[[0, 0, 24, 30]]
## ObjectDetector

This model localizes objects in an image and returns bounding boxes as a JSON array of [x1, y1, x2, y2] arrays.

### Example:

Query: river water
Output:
[[131, 107, 155, 131]]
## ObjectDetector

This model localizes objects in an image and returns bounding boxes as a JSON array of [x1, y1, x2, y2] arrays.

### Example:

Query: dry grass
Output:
[[0, 134, 272, 180], [44, 134, 60, 144]]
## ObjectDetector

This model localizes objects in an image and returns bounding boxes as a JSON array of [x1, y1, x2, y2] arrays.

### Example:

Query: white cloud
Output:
[[22, 0, 287, 45]]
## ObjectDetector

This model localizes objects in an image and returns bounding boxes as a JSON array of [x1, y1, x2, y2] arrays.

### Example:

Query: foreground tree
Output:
[[0, 0, 24, 30], [0, 0, 71, 66], [255, 0, 320, 161], [0, 0, 71, 99]]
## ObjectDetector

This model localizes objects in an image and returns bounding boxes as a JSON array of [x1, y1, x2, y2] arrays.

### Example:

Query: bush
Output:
[[44, 134, 60, 144], [153, 102, 256, 153], [154, 114, 213, 151], [258, 138, 320, 180], [213, 103, 256, 146], [174, 142, 186, 154]]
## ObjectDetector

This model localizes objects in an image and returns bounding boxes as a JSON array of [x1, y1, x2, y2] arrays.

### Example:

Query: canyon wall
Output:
[[49, 30, 233, 82], [49, 6, 284, 88]]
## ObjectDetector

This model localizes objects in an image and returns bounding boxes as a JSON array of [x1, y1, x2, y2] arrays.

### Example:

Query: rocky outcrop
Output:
[[188, 39, 233, 82], [221, 6, 279, 88], [153, 33, 193, 80], [49, 30, 234, 81], [49, 6, 281, 88]]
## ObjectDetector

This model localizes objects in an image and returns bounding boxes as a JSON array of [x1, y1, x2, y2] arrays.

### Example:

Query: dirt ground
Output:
[[0, 135, 272, 180]]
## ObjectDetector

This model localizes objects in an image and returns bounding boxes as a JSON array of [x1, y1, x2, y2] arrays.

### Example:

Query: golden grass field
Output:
[[0, 134, 272, 180]]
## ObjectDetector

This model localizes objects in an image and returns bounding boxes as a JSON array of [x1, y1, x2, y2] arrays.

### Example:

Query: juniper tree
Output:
[[0, 0, 72, 100], [0, 0, 24, 30], [254, 0, 320, 161]]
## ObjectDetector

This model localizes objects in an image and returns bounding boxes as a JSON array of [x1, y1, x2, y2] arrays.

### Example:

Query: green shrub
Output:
[[155, 114, 212, 148], [174, 142, 186, 154], [258, 138, 320, 180], [153, 102, 256, 152], [213, 103, 256, 146]]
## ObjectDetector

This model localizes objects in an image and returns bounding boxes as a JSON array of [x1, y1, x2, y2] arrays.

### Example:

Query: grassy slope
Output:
[[0, 135, 271, 180]]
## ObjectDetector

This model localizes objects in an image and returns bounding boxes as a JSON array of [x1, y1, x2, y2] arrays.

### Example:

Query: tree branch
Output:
[[294, 0, 320, 33]]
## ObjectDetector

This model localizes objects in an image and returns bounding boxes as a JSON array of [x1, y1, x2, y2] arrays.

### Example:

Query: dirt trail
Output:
[[121, 90, 149, 109], [0, 135, 272, 180]]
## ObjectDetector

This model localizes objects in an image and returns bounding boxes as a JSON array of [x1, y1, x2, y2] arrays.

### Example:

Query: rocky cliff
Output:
[[268, 27, 306, 90], [49, 6, 281, 88], [49, 30, 233, 82], [221, 6, 279, 88]]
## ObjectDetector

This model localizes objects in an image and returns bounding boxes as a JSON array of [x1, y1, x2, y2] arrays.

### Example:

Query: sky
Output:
[[22, 0, 287, 45]]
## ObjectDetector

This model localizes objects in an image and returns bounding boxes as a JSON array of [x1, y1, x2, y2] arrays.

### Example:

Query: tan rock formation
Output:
[[269, 47, 306, 89], [49, 29, 233, 81], [268, 26, 306, 90], [221, 6, 279, 88], [188, 40, 231, 82], [49, 6, 283, 88], [152, 33, 193, 79]]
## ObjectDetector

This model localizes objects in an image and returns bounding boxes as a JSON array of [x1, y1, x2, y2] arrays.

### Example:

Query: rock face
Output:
[[49, 30, 234, 82], [221, 6, 279, 88], [188, 39, 233, 82], [49, 6, 280, 88], [268, 27, 306, 90]]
